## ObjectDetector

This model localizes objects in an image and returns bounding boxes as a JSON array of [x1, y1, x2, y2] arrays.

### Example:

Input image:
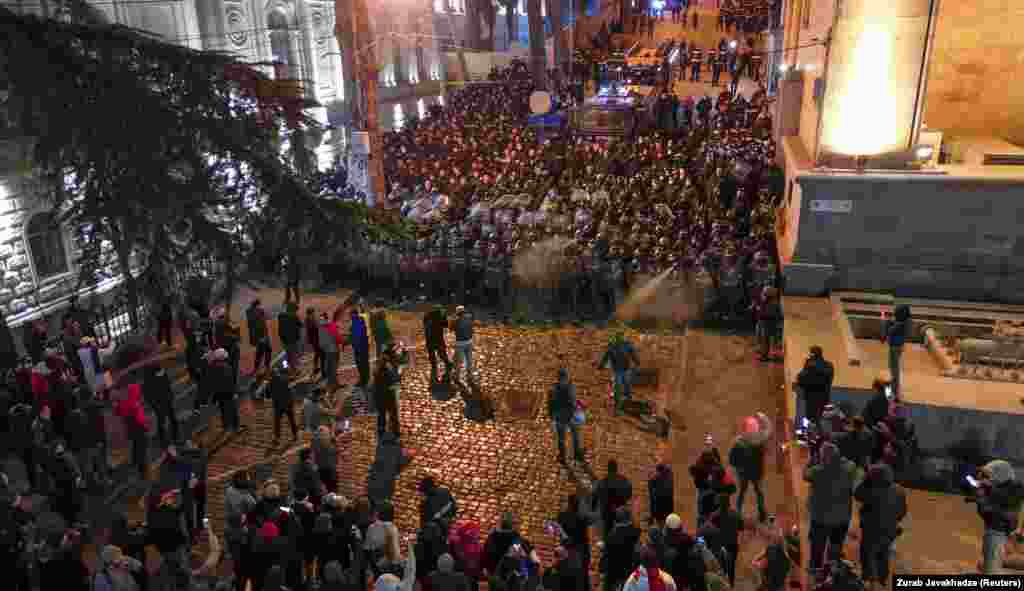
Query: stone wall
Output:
[[924, 0, 1024, 146], [0, 176, 122, 336], [785, 172, 1024, 303]]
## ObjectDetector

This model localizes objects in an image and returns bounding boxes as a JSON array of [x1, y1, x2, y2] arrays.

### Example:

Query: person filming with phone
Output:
[[794, 346, 834, 428], [968, 460, 1024, 574]]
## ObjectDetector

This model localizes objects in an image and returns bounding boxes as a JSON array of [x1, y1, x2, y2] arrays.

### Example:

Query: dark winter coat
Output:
[[65, 407, 92, 452], [836, 428, 876, 468], [884, 305, 912, 347], [796, 356, 834, 401], [247, 305, 269, 346], [270, 372, 292, 413], [424, 309, 448, 348], [805, 454, 862, 526], [690, 449, 723, 490], [854, 464, 907, 537], [664, 529, 705, 591], [144, 369, 175, 417], [862, 389, 890, 427], [603, 522, 641, 581], [593, 474, 633, 524], [278, 311, 301, 345], [430, 570, 472, 591], [729, 438, 766, 482], [544, 552, 585, 591], [482, 528, 521, 574], [547, 380, 577, 424], [976, 471, 1024, 534], [648, 467, 675, 522]]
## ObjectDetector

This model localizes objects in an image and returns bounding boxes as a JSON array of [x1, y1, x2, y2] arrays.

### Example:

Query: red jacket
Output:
[[116, 383, 149, 432], [31, 371, 50, 407]]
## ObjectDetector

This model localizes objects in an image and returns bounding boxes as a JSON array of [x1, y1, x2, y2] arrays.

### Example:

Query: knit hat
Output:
[[259, 521, 280, 541], [665, 514, 682, 530], [438, 553, 455, 573], [984, 460, 1016, 485]]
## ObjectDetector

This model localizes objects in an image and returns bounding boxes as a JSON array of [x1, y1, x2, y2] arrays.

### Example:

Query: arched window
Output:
[[268, 9, 295, 79], [25, 212, 69, 282]]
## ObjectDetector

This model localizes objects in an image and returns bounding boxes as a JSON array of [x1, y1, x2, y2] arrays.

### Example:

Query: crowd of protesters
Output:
[[371, 58, 783, 328], [0, 13, 1019, 591]]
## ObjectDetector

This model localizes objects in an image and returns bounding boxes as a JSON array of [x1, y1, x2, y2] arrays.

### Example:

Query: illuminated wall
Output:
[[924, 0, 1024, 146], [817, 0, 934, 159]]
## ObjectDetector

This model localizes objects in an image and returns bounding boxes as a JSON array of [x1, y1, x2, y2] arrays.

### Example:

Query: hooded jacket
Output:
[[804, 447, 862, 526], [854, 463, 907, 536], [977, 460, 1024, 534]]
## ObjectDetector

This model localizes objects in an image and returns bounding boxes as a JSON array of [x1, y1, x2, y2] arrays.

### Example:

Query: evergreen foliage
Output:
[[0, 8, 403, 326]]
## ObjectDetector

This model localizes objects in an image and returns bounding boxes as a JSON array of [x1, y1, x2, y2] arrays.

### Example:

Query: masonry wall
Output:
[[924, 0, 1024, 146], [788, 174, 1024, 303], [0, 176, 122, 342]]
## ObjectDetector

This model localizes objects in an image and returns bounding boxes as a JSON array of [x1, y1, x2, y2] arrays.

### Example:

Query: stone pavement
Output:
[[100, 286, 790, 590]]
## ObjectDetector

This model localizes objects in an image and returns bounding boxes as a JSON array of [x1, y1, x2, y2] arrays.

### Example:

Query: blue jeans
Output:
[[983, 529, 1008, 574], [454, 341, 474, 380], [612, 368, 633, 404], [737, 477, 766, 521], [889, 345, 903, 397]]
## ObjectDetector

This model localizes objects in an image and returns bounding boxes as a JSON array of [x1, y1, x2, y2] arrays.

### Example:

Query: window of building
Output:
[[25, 212, 69, 282]]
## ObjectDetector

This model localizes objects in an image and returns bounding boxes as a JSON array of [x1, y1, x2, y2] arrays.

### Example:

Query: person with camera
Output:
[[855, 463, 907, 590], [794, 346, 834, 428], [970, 460, 1024, 574]]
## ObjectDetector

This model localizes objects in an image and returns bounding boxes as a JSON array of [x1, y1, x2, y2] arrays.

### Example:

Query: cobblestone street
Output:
[[119, 288, 788, 590]]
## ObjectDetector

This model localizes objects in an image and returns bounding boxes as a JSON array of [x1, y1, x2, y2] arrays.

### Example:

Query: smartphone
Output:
[[966, 476, 980, 488], [280, 506, 292, 513], [695, 537, 705, 545], [202, 518, 210, 528], [884, 385, 894, 401]]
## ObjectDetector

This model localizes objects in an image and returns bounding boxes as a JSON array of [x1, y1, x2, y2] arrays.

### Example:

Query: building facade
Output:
[[0, 0, 453, 346], [772, 0, 1024, 303]]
